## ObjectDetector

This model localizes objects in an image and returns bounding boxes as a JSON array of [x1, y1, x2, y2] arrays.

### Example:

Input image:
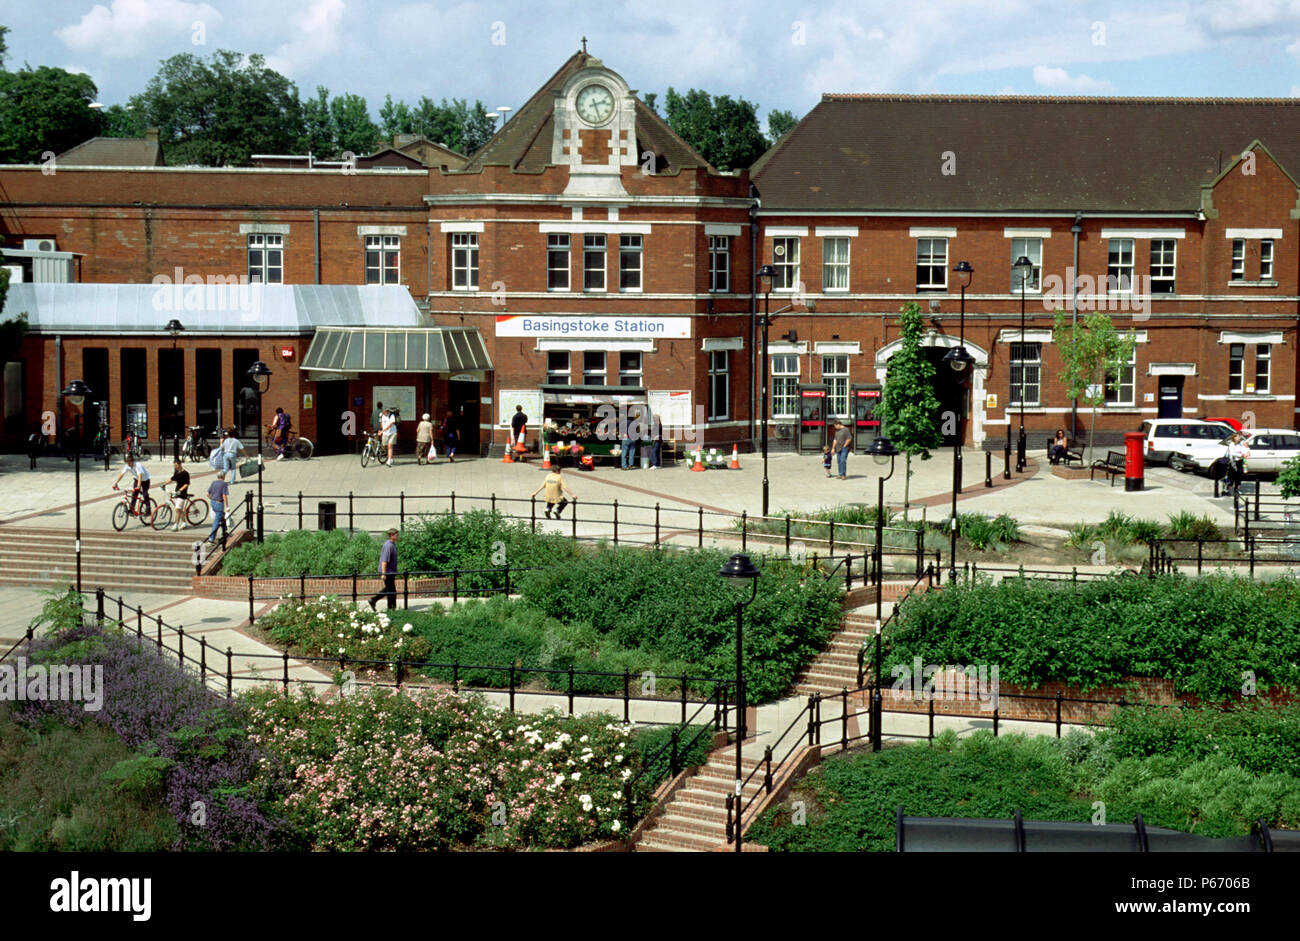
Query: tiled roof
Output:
[[751, 96, 1300, 212], [56, 136, 163, 167]]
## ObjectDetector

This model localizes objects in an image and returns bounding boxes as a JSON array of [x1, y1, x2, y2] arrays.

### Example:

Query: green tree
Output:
[[129, 50, 304, 166], [873, 303, 944, 518], [301, 86, 334, 156], [1052, 310, 1137, 460], [0, 65, 102, 163], [662, 87, 770, 171], [0, 25, 9, 68], [768, 108, 798, 141], [329, 92, 379, 158], [99, 103, 145, 138], [460, 100, 497, 155], [643, 91, 658, 114], [378, 94, 413, 139], [1276, 456, 1300, 499]]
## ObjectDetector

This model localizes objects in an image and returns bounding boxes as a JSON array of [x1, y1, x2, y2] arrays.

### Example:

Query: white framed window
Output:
[[618, 351, 642, 387], [1009, 342, 1041, 407], [582, 350, 606, 385], [1149, 239, 1176, 294], [1009, 237, 1041, 293], [583, 235, 606, 292], [547, 235, 570, 291], [822, 237, 849, 291], [247, 234, 283, 284], [709, 236, 730, 292], [1260, 239, 1274, 280], [1255, 343, 1270, 394], [770, 353, 799, 419], [451, 233, 478, 290], [916, 238, 947, 291], [822, 355, 849, 418], [1107, 238, 1134, 293], [708, 350, 729, 420], [1104, 350, 1136, 406], [1228, 343, 1244, 393], [365, 235, 400, 285], [1231, 239, 1245, 281], [546, 351, 570, 385], [772, 237, 800, 291], [618, 235, 642, 292]]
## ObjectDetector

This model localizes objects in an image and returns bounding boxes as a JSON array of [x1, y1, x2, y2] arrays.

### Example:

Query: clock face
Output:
[[575, 84, 615, 125]]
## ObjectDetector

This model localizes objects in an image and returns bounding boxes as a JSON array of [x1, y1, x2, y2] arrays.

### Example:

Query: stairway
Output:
[[0, 526, 201, 594], [634, 746, 769, 852], [791, 611, 876, 697]]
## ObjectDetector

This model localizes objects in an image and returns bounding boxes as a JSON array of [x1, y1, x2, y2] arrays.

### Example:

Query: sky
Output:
[[3, 0, 1300, 130]]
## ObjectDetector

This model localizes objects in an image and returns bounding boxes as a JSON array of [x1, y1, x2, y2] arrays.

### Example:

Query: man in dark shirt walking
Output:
[[510, 404, 528, 451], [369, 528, 399, 611]]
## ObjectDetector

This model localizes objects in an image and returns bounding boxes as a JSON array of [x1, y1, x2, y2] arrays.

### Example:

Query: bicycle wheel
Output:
[[137, 500, 156, 527], [151, 504, 174, 531], [186, 498, 210, 526], [140, 447, 152, 461], [361, 443, 372, 468], [111, 503, 129, 531], [294, 437, 313, 460]]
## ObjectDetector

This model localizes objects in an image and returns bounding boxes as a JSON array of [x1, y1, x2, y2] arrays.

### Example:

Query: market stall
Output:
[[539, 384, 652, 467]]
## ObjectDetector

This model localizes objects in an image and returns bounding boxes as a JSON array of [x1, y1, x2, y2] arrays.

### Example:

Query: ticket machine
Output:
[[852, 384, 882, 450], [796, 384, 829, 454]]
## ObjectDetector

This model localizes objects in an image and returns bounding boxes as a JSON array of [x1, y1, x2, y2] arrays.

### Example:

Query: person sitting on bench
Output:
[[1050, 429, 1070, 465]]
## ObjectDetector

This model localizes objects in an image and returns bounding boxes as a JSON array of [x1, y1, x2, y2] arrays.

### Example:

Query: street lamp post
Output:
[[755, 265, 777, 517], [1012, 256, 1033, 473], [942, 261, 975, 584], [247, 362, 272, 543], [718, 552, 760, 853], [867, 435, 899, 622], [61, 380, 92, 594]]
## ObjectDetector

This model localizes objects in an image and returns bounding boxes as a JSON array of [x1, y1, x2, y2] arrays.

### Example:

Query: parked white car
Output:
[[1181, 427, 1300, 478], [1139, 418, 1235, 469]]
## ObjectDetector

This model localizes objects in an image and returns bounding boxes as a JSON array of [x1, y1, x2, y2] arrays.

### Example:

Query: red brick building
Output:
[[5, 55, 1300, 458]]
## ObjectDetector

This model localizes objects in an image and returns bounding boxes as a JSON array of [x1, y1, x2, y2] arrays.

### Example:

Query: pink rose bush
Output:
[[258, 595, 433, 666]]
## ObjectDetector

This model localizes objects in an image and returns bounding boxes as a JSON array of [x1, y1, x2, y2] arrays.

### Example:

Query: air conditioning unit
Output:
[[2, 265, 21, 283], [23, 238, 56, 253]]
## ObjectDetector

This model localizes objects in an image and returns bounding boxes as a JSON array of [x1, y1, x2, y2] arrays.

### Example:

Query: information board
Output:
[[498, 389, 544, 427], [648, 390, 693, 434], [371, 385, 416, 421]]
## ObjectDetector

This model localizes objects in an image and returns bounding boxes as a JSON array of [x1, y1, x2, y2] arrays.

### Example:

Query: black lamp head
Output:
[[943, 345, 975, 373], [756, 264, 778, 284], [953, 260, 974, 287], [166, 318, 185, 336], [718, 553, 761, 580], [61, 379, 92, 407], [868, 435, 899, 466]]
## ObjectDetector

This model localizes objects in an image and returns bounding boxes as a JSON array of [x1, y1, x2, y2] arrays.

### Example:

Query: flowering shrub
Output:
[[246, 686, 641, 850], [258, 595, 433, 666]]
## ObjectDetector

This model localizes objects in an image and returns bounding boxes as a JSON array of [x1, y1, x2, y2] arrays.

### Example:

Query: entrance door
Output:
[[314, 380, 348, 455], [195, 349, 222, 435], [450, 380, 479, 456], [158, 348, 185, 439], [924, 348, 969, 446], [1157, 377, 1184, 419]]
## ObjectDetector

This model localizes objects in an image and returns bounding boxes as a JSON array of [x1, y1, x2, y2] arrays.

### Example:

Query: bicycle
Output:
[[111, 484, 165, 531], [158, 485, 210, 529], [265, 426, 314, 460], [360, 431, 384, 468], [123, 428, 152, 463], [180, 426, 212, 463]]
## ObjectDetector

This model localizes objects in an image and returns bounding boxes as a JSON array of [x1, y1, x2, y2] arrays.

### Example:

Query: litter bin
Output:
[[1123, 431, 1145, 492], [318, 501, 337, 531]]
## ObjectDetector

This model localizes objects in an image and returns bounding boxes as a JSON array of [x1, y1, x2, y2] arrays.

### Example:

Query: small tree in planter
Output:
[[1052, 310, 1137, 462], [874, 302, 943, 518], [1277, 455, 1300, 499]]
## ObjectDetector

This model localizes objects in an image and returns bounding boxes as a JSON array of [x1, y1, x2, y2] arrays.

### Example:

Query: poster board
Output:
[[372, 385, 416, 422], [648, 390, 693, 436], [499, 389, 544, 427]]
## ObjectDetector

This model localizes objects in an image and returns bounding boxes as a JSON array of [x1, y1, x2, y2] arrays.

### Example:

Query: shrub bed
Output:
[[886, 573, 1300, 699]]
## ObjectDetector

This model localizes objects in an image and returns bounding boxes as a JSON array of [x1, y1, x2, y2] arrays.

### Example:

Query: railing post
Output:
[[572, 499, 578, 542], [351, 572, 358, 605], [299, 571, 306, 603], [95, 587, 104, 627], [741, 510, 747, 553], [226, 646, 233, 699], [282, 648, 290, 692], [297, 491, 303, 530], [450, 491, 456, 515], [1255, 485, 1261, 522], [681, 673, 688, 725], [1250, 534, 1256, 577], [807, 694, 818, 744], [725, 794, 734, 844], [993, 706, 1000, 737], [841, 687, 849, 752], [199, 636, 208, 683], [845, 554, 853, 592], [531, 496, 537, 534], [452, 568, 459, 603], [400, 491, 405, 528], [1004, 438, 1011, 480], [785, 515, 791, 556], [829, 520, 835, 557], [156, 615, 162, 650], [1055, 690, 1064, 738], [1197, 536, 1203, 575], [137, 605, 143, 640], [568, 665, 575, 715], [403, 571, 410, 609], [928, 695, 935, 743], [916, 527, 923, 578], [508, 663, 516, 712], [491, 492, 496, 514], [670, 729, 680, 780], [985, 450, 992, 487], [248, 576, 255, 624], [698, 507, 704, 548], [654, 503, 661, 546], [177, 625, 185, 667], [613, 499, 619, 546], [763, 746, 773, 793], [623, 670, 631, 723]]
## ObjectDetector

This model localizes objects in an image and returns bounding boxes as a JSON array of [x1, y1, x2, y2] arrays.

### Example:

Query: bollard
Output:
[[1003, 439, 1011, 480], [985, 451, 992, 487]]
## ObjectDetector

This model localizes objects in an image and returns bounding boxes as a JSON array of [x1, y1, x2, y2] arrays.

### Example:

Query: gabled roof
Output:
[[751, 95, 1300, 213], [57, 134, 164, 167], [457, 50, 714, 175]]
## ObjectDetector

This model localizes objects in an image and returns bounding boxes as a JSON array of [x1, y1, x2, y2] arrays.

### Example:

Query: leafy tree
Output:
[[1276, 456, 1300, 499], [662, 87, 770, 171], [642, 91, 658, 114], [1052, 310, 1137, 460], [0, 24, 9, 68], [300, 86, 334, 156], [873, 303, 944, 518], [460, 100, 497, 155], [378, 94, 413, 139], [768, 108, 798, 141], [99, 103, 145, 138], [0, 66, 102, 163], [129, 50, 304, 166], [329, 92, 379, 158]]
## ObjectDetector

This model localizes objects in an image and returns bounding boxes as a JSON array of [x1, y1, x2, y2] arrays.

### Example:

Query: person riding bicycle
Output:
[[112, 456, 152, 516], [271, 407, 292, 461], [167, 458, 191, 531]]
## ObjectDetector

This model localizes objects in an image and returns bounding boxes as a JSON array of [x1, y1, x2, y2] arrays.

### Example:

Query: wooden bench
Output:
[[1090, 449, 1126, 486], [1046, 437, 1083, 467]]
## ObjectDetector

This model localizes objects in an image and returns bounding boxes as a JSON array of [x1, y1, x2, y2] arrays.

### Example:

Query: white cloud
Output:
[[1191, 0, 1300, 36], [1032, 66, 1114, 93], [1292, 85, 1300, 96], [57, 0, 222, 58], [264, 0, 346, 79]]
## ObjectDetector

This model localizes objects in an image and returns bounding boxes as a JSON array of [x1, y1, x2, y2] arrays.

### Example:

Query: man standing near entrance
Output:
[[510, 404, 528, 452], [368, 528, 399, 611], [832, 420, 852, 479]]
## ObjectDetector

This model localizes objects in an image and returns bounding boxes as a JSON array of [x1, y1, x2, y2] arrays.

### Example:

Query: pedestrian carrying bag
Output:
[[428, 442, 437, 460], [208, 447, 222, 470], [239, 459, 261, 478]]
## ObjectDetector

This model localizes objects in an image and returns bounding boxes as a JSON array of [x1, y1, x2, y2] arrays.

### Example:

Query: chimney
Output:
[[144, 127, 160, 144]]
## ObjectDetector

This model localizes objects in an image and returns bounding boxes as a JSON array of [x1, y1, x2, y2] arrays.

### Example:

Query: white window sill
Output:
[[1102, 405, 1140, 412], [618, 289, 644, 294], [1227, 281, 1278, 288], [1007, 406, 1046, 413], [1225, 394, 1276, 400]]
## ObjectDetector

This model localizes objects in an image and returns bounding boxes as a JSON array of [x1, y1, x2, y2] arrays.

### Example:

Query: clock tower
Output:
[[552, 59, 638, 197]]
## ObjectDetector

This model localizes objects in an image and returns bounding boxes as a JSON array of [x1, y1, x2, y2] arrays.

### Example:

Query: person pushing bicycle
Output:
[[166, 458, 191, 531], [112, 455, 152, 516]]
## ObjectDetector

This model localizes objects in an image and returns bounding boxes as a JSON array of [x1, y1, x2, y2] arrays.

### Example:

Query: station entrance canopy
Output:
[[301, 325, 493, 374]]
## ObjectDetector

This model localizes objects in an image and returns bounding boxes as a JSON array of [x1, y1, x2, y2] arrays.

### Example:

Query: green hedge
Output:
[[886, 573, 1300, 699], [221, 529, 380, 577], [399, 511, 579, 588]]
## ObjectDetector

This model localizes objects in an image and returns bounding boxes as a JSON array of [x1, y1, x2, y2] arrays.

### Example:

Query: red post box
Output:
[[1124, 431, 1145, 492]]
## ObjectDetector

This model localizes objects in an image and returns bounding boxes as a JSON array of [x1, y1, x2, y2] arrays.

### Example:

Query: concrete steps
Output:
[[0, 526, 200, 593], [632, 751, 769, 852]]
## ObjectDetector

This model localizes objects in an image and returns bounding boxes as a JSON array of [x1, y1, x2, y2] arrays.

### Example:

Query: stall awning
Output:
[[302, 326, 493, 373], [539, 384, 647, 405]]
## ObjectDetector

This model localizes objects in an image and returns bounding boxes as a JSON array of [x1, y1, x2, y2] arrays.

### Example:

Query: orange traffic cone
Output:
[[502, 444, 514, 464], [691, 450, 705, 471], [729, 445, 741, 470], [542, 448, 552, 470]]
